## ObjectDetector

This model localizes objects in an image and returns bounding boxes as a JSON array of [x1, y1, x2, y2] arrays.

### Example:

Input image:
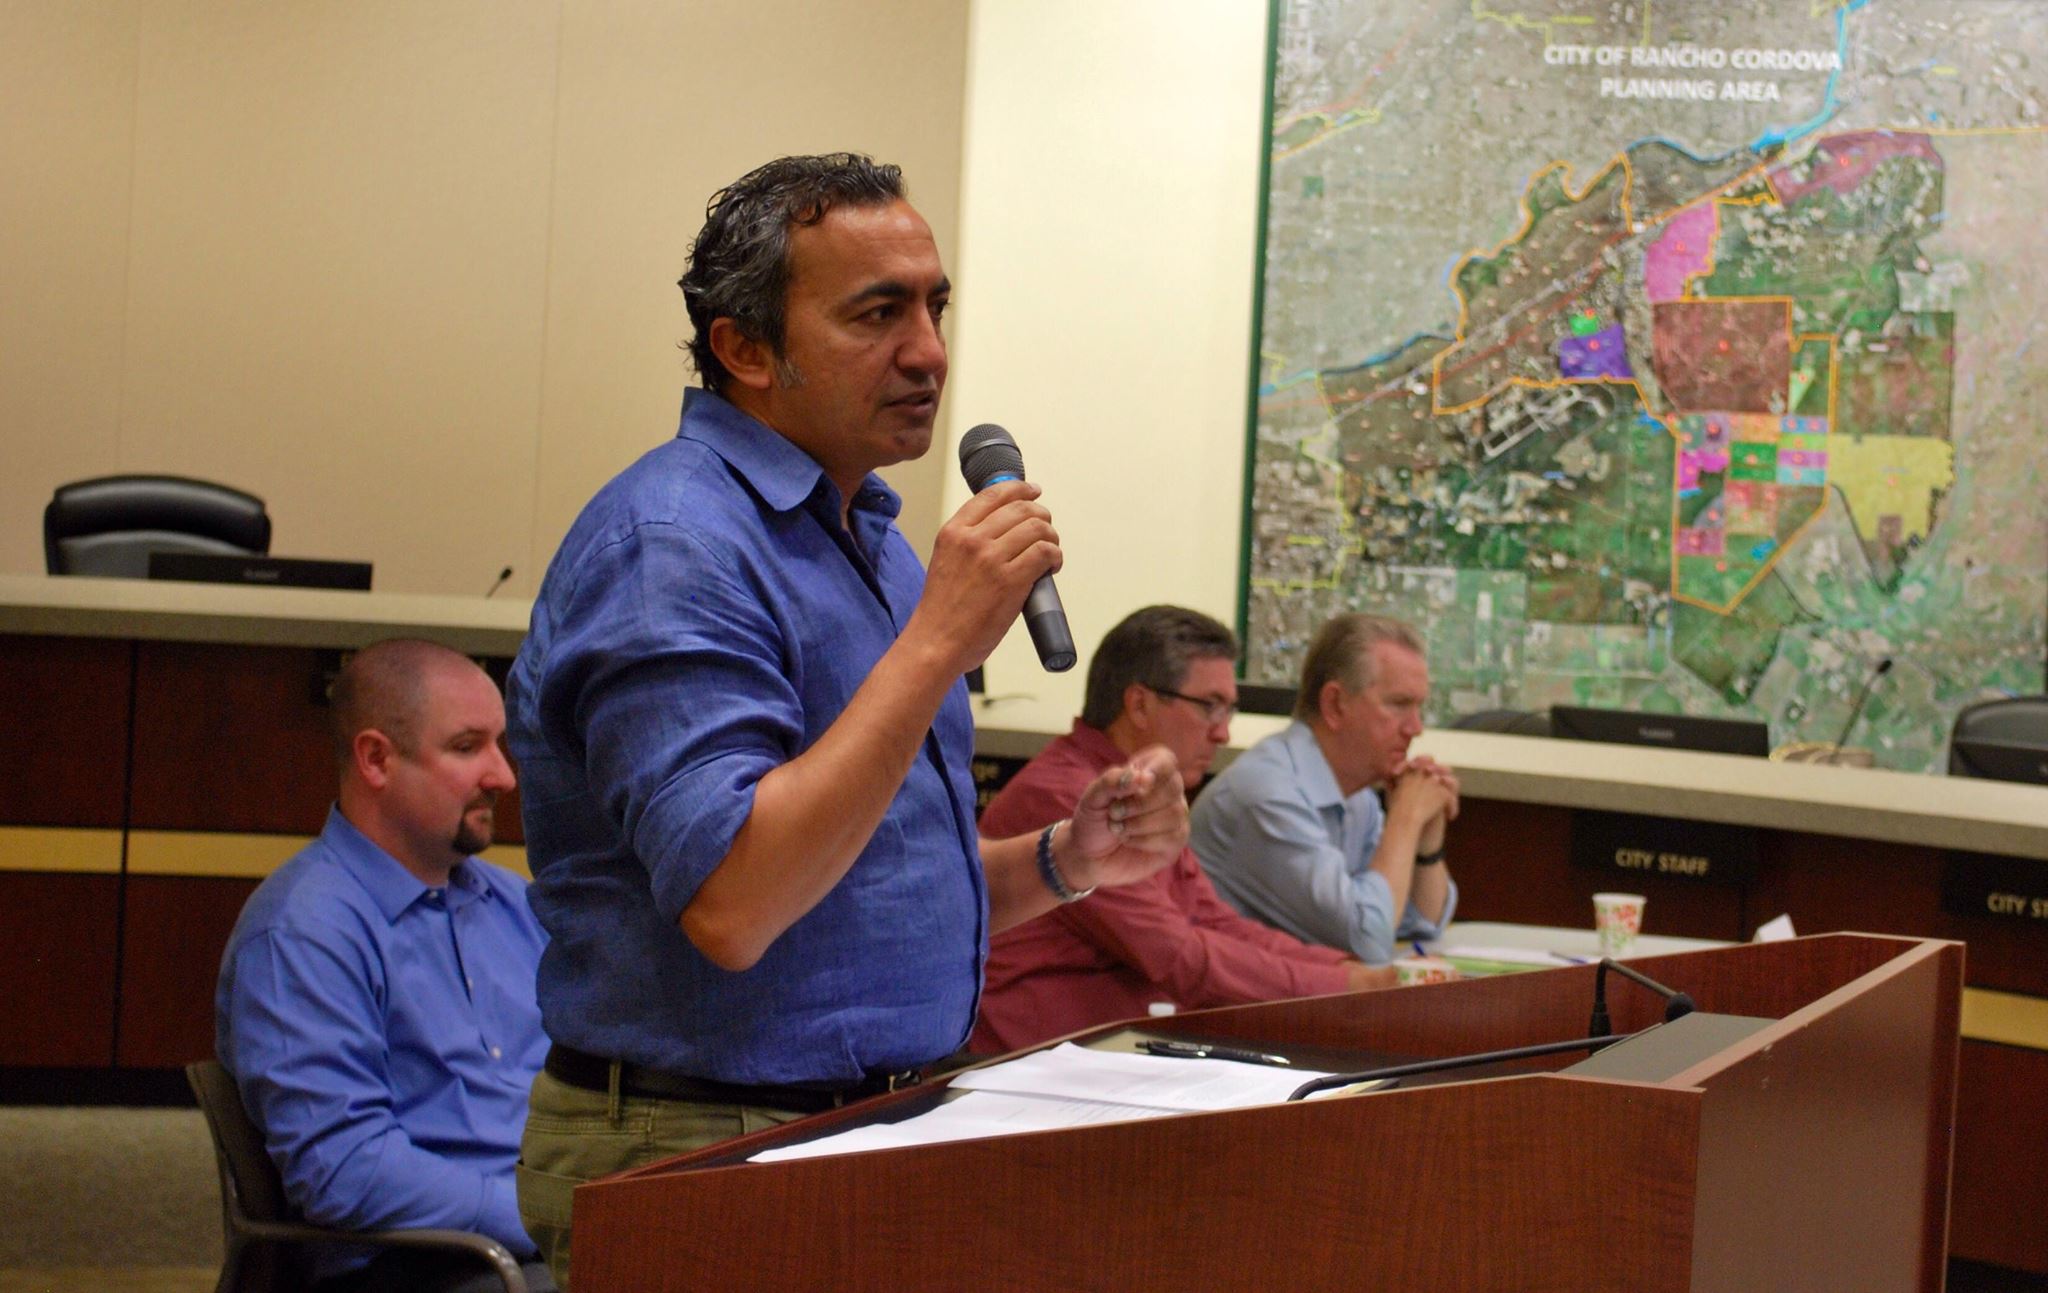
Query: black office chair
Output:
[[44, 474, 271, 578], [1450, 708, 1552, 736], [186, 1060, 528, 1293], [1948, 696, 2048, 784]]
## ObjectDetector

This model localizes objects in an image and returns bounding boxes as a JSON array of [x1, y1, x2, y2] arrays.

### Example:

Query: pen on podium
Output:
[[1140, 1040, 1292, 1067]]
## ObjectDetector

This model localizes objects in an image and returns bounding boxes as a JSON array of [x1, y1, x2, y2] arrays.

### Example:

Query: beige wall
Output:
[[2, 0, 966, 592], [942, 0, 1270, 733]]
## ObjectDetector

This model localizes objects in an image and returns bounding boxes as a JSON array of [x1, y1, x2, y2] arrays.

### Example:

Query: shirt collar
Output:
[[322, 805, 488, 924], [1065, 718, 1127, 767], [1279, 720, 1347, 810], [677, 387, 904, 522]]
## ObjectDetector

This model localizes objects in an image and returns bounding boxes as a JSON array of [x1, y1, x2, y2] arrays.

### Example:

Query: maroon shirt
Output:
[[971, 721, 1354, 1053]]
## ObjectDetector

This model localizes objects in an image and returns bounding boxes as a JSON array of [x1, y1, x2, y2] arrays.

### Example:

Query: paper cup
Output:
[[1593, 892, 1647, 958], [1392, 955, 1457, 986]]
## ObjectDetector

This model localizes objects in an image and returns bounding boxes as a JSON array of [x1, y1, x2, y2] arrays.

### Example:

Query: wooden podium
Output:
[[570, 934, 1960, 1292]]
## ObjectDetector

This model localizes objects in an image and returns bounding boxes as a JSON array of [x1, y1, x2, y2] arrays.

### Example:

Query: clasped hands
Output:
[[1388, 754, 1460, 853]]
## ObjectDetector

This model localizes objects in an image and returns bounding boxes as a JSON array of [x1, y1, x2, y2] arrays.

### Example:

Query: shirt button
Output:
[[490, 1046, 503, 1060]]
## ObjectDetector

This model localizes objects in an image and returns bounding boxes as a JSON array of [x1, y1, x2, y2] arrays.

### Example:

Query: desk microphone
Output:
[[957, 424, 1077, 672], [484, 566, 514, 598], [1829, 656, 1893, 756], [1286, 1033, 1634, 1101], [1588, 959, 1696, 1038]]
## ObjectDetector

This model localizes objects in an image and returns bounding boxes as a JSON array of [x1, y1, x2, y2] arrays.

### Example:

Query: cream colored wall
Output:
[[1, 0, 964, 592], [942, 0, 1270, 734]]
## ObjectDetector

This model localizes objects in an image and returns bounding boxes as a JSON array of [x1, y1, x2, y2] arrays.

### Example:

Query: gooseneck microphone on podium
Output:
[[957, 424, 1077, 673], [1588, 959, 1696, 1038]]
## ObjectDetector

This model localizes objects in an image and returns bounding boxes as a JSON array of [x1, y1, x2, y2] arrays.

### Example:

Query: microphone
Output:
[[1588, 958, 1696, 1039], [484, 566, 514, 598], [1829, 656, 1894, 757], [957, 424, 1077, 672], [1287, 1032, 1635, 1101]]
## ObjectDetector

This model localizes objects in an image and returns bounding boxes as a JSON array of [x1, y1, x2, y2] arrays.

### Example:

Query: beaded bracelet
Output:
[[1036, 820, 1096, 903]]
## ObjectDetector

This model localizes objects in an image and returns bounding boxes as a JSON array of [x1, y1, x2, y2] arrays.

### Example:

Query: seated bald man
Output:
[[972, 606, 1390, 1053], [216, 639, 553, 1293]]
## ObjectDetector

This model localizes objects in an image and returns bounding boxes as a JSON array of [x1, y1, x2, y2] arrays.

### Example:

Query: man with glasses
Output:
[[1190, 613, 1460, 964], [971, 606, 1391, 1054]]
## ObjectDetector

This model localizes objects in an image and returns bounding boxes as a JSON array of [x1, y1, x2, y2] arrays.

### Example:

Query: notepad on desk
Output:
[[1433, 944, 1583, 976]]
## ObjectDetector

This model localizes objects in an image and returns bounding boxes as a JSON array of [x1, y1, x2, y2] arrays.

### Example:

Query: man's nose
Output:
[[485, 744, 518, 792], [899, 309, 947, 377]]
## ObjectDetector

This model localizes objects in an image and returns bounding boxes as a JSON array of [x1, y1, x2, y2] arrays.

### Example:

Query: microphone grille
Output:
[[958, 423, 1025, 491]]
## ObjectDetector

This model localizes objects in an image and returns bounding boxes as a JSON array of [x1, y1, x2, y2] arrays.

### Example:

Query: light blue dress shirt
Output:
[[215, 807, 548, 1279], [1188, 721, 1456, 963]]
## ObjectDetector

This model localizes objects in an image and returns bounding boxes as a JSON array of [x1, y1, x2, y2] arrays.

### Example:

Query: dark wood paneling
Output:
[[0, 635, 131, 828], [1754, 832, 2045, 996], [1448, 797, 1745, 941], [115, 875, 258, 1068], [1952, 1041, 2048, 1272], [130, 643, 335, 833], [0, 873, 119, 1066], [126, 641, 525, 842], [1454, 796, 2047, 996]]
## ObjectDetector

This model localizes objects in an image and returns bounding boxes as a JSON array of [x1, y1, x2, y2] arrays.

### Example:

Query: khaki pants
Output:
[[516, 1067, 806, 1291]]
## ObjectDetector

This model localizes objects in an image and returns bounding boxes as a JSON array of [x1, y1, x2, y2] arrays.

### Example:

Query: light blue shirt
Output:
[[1188, 721, 1455, 963], [216, 807, 548, 1278]]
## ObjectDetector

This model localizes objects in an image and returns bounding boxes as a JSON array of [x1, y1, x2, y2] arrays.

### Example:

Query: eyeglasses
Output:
[[1148, 686, 1238, 725]]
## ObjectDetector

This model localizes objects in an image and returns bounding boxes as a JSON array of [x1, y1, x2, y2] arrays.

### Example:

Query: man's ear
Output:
[[354, 729, 398, 790], [1121, 682, 1158, 734], [1317, 680, 1348, 730], [708, 317, 778, 393]]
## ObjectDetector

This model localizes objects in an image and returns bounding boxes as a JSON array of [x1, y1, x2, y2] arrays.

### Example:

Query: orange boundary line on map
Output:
[[1256, 125, 2048, 604]]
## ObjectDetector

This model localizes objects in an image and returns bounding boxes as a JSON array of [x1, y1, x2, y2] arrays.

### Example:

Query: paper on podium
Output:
[[751, 1091, 1177, 1163], [952, 1042, 1328, 1110], [748, 1043, 1336, 1164]]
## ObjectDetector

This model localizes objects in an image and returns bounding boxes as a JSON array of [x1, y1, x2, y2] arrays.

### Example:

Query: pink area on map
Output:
[[1677, 528, 1725, 556], [1679, 447, 1729, 493], [1769, 130, 1942, 205], [1645, 203, 1718, 303]]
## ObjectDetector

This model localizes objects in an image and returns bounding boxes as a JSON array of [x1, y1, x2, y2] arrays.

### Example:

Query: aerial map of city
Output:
[[1243, 0, 2048, 770]]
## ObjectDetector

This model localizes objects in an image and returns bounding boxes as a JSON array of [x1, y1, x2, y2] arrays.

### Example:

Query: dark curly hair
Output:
[[679, 153, 906, 394]]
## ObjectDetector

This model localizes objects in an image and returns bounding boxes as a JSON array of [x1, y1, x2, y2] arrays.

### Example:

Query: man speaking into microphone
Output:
[[505, 153, 1188, 1287]]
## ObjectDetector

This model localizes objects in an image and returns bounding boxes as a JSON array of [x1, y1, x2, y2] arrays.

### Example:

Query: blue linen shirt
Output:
[[1188, 721, 1456, 963], [215, 807, 548, 1279], [506, 387, 986, 1085]]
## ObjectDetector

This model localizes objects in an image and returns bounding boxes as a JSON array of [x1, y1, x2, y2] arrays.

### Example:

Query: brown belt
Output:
[[544, 1043, 920, 1115]]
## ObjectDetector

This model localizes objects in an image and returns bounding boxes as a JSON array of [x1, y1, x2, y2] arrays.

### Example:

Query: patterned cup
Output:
[[1593, 892, 1647, 958]]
